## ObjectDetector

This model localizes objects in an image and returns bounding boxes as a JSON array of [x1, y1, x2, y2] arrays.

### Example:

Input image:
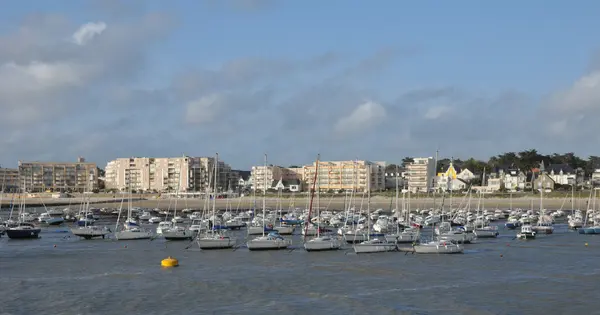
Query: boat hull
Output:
[[197, 238, 236, 249], [247, 239, 291, 251], [304, 239, 341, 251], [162, 230, 194, 240], [274, 226, 295, 235], [516, 232, 536, 239], [413, 243, 463, 254], [114, 230, 153, 240], [6, 228, 41, 239], [473, 229, 499, 238], [71, 228, 110, 239], [353, 243, 396, 253]]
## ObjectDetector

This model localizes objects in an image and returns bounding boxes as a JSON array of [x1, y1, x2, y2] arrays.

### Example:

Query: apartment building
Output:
[[104, 156, 233, 192], [250, 165, 302, 191], [18, 157, 98, 192], [407, 157, 436, 193], [0, 167, 19, 191], [302, 160, 386, 192]]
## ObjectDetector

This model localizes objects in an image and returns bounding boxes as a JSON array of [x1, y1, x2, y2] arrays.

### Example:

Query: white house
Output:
[[547, 164, 576, 185], [457, 168, 476, 182], [486, 177, 503, 192], [502, 169, 527, 191], [271, 179, 302, 192]]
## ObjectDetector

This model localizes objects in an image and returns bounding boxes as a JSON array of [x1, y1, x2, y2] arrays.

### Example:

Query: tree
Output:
[[97, 167, 105, 177], [401, 157, 414, 167], [385, 164, 400, 174]]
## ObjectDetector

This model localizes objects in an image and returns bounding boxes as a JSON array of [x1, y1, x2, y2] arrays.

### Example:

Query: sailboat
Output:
[[412, 150, 463, 254], [162, 157, 195, 241], [385, 171, 420, 244], [198, 153, 236, 249], [274, 185, 295, 235], [353, 162, 396, 253], [247, 154, 292, 250], [71, 185, 110, 239], [304, 154, 341, 251], [473, 189, 499, 238], [6, 192, 41, 239], [114, 189, 153, 240], [532, 162, 554, 235], [578, 188, 600, 234]]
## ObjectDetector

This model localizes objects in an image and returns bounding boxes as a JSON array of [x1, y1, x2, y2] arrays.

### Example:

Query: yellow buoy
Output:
[[161, 256, 179, 267], [585, 243, 589, 247]]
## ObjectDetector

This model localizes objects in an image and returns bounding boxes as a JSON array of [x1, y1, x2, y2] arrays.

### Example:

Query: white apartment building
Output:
[[302, 160, 386, 192], [104, 156, 233, 192], [407, 157, 436, 193]]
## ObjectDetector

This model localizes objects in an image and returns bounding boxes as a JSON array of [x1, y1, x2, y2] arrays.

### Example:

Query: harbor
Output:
[[1, 216, 598, 314]]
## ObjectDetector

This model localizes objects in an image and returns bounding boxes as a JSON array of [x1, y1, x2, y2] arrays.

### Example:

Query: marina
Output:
[[1, 209, 599, 314]]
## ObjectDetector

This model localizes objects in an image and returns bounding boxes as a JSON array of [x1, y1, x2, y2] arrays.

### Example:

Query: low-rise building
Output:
[[547, 164, 576, 185], [18, 157, 98, 192], [271, 179, 302, 192], [251, 165, 301, 191]]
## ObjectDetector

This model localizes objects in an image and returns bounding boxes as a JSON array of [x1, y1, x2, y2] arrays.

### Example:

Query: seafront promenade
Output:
[[0, 194, 587, 210]]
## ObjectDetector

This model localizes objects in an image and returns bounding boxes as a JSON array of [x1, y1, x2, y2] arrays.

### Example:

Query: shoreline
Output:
[[0, 195, 587, 211]]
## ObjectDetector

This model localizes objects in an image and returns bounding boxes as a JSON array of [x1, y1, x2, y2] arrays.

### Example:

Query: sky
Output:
[[1, 0, 600, 170]]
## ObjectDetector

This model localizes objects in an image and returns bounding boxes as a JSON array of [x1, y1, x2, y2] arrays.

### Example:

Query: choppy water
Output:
[[1, 218, 600, 315]]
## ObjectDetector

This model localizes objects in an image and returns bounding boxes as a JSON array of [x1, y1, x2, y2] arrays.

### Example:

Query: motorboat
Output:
[[385, 228, 420, 243], [516, 225, 536, 239], [139, 211, 153, 221], [353, 238, 396, 253], [148, 217, 162, 224], [247, 231, 291, 251], [303, 235, 341, 251], [412, 240, 463, 254]]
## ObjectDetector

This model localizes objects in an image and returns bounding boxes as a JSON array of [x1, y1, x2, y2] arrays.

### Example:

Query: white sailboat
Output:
[[247, 154, 292, 251], [162, 156, 195, 241], [114, 190, 153, 240], [274, 186, 295, 235], [198, 153, 236, 249], [304, 155, 341, 251], [353, 162, 396, 253], [71, 183, 110, 239], [412, 150, 463, 254]]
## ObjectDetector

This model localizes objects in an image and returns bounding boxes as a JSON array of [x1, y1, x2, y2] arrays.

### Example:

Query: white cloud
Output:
[[185, 94, 224, 124], [72, 22, 107, 45], [424, 105, 451, 120], [334, 100, 386, 135]]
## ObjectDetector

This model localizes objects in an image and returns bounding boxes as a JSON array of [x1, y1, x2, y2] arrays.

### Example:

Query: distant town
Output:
[[1, 150, 600, 195]]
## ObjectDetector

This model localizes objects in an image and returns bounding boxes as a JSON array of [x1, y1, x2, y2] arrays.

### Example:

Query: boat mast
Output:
[[316, 162, 321, 238], [395, 164, 399, 234], [432, 150, 438, 241], [262, 154, 267, 237], [212, 153, 219, 236], [367, 162, 371, 241], [303, 154, 320, 242]]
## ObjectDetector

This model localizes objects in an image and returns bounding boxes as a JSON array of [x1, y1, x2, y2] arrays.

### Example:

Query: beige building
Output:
[[407, 157, 436, 193], [0, 167, 19, 191], [104, 156, 233, 192], [250, 165, 302, 191], [18, 157, 98, 192], [302, 160, 386, 192]]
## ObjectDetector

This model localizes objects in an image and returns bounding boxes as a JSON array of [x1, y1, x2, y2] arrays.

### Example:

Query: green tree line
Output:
[[386, 150, 600, 177]]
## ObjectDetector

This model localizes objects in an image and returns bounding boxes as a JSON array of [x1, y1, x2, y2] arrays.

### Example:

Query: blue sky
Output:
[[1, 0, 600, 169]]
